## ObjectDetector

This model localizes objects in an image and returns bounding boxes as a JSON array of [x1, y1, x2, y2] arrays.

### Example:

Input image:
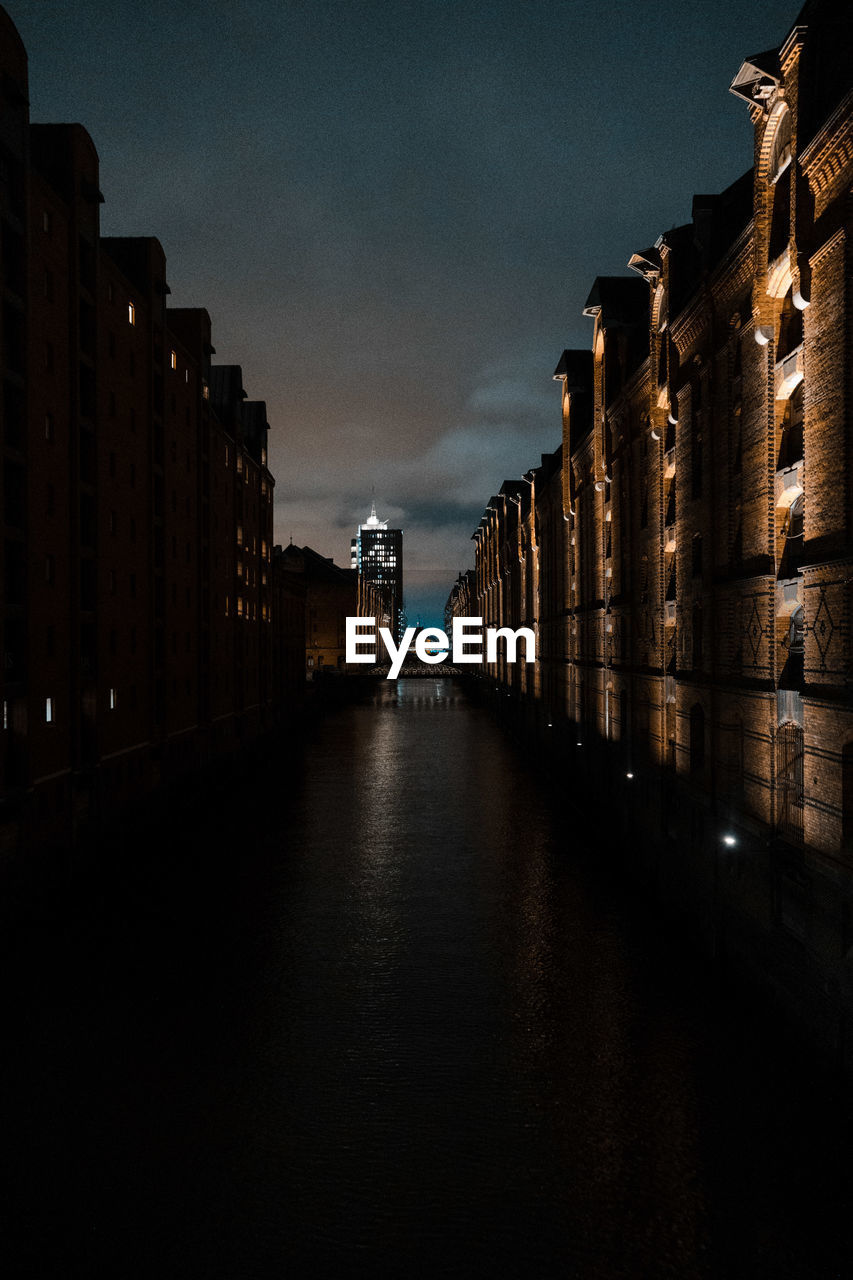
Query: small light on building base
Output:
[[626, 772, 633, 779], [723, 834, 737, 847]]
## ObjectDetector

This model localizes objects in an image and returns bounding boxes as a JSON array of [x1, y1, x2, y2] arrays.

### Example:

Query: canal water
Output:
[[2, 678, 851, 1278]]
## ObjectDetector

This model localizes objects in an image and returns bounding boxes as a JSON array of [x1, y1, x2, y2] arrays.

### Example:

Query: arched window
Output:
[[690, 704, 705, 773], [777, 721, 804, 840]]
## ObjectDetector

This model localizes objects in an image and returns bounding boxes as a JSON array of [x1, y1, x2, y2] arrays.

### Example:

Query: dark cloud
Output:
[[10, 0, 798, 625]]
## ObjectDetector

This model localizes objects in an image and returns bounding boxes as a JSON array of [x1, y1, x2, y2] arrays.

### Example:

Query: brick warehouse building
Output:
[[463, 0, 853, 1060], [0, 6, 299, 853]]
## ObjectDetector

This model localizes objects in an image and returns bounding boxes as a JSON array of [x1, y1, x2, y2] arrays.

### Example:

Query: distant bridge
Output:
[[360, 663, 469, 678]]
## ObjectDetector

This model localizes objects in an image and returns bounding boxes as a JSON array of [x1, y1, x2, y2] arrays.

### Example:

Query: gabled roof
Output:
[[729, 49, 781, 105], [582, 276, 648, 324]]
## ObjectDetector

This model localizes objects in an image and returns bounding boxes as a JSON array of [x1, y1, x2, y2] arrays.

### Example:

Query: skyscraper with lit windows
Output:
[[351, 502, 404, 644]]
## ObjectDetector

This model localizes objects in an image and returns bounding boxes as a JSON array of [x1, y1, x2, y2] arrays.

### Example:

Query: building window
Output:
[[45, 697, 54, 724], [109, 688, 117, 710], [42, 210, 51, 234], [128, 301, 136, 325], [170, 350, 177, 370], [777, 722, 804, 841]]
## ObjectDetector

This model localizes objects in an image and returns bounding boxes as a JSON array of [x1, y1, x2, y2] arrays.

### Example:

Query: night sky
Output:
[[11, 0, 797, 627]]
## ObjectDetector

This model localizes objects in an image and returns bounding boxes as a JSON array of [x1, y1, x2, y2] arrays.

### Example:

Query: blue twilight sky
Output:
[[9, 0, 797, 627]]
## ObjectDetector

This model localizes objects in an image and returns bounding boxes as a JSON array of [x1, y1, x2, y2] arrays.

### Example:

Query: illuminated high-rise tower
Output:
[[350, 502, 404, 643]]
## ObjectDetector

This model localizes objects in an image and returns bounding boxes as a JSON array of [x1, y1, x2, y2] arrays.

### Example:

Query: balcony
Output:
[[665, 600, 676, 626], [664, 523, 676, 553]]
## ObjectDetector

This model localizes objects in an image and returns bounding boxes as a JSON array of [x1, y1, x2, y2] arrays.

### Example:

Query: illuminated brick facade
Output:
[[469, 0, 853, 1056]]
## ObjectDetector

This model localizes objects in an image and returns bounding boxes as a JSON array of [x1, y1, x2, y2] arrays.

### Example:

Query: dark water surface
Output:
[[2, 679, 851, 1278]]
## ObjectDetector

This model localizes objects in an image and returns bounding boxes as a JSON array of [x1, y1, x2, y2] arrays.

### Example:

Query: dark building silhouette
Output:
[[277, 543, 357, 678], [0, 5, 298, 850]]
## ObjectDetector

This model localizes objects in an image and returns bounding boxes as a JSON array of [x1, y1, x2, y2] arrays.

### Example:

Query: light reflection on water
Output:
[[1, 678, 850, 1278]]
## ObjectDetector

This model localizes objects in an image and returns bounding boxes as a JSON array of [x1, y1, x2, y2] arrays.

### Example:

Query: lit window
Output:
[[2, 701, 8, 730], [237, 454, 243, 475], [202, 382, 209, 400], [184, 368, 189, 383], [109, 688, 117, 710], [45, 697, 54, 723], [237, 525, 243, 547], [261, 447, 267, 466], [170, 350, 177, 371], [127, 301, 136, 325], [237, 597, 244, 617], [225, 445, 230, 467]]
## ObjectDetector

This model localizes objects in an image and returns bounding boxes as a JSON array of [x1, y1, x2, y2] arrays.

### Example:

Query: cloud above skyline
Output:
[[10, 0, 799, 624]]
